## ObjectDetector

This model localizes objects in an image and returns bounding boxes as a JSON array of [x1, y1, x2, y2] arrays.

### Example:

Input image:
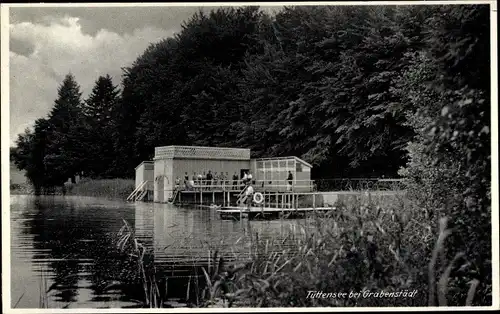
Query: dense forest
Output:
[[12, 4, 490, 188]]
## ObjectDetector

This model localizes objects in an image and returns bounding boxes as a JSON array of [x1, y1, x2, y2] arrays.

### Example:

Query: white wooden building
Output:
[[132, 145, 314, 203]]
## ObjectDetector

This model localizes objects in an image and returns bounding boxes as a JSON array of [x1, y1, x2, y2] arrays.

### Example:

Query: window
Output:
[[296, 163, 303, 172]]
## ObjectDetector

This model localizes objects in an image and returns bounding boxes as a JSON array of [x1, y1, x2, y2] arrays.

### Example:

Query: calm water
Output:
[[9, 195, 306, 309]]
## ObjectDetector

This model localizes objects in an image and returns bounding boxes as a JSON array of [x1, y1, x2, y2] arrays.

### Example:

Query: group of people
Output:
[[173, 169, 294, 192], [175, 170, 254, 191]]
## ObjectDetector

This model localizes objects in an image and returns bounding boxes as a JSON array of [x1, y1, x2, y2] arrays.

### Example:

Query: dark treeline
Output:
[[11, 4, 492, 304], [12, 5, 489, 185]]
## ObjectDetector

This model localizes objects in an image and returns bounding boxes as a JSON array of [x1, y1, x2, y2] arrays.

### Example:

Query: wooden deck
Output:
[[217, 206, 334, 213], [216, 205, 335, 220]]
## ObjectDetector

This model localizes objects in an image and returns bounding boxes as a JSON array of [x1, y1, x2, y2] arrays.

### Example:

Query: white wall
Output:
[[135, 163, 154, 190], [135, 164, 145, 188], [154, 159, 174, 202]]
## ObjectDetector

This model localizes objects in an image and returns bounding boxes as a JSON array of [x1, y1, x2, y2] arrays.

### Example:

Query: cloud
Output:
[[9, 16, 172, 146], [9, 6, 282, 37]]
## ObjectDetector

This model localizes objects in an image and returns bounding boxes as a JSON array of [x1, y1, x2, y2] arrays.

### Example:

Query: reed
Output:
[[38, 267, 49, 308], [112, 191, 479, 308], [196, 192, 478, 307], [116, 219, 165, 308]]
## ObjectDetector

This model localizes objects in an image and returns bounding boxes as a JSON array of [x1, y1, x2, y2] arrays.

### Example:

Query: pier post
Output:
[[275, 192, 278, 208], [313, 193, 316, 209], [212, 192, 215, 204], [200, 189, 203, 205]]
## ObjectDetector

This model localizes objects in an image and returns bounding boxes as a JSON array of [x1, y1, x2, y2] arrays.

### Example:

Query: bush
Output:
[[397, 50, 491, 305]]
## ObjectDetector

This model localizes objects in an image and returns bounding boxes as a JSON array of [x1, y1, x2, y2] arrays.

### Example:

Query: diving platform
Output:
[[171, 183, 320, 207], [217, 205, 335, 220]]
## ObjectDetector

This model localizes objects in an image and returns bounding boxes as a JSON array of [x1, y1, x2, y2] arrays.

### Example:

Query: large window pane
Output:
[[265, 171, 271, 181], [296, 163, 303, 172]]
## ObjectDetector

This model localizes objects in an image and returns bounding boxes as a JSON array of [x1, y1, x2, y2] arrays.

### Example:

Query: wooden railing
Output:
[[177, 179, 314, 192], [172, 178, 405, 193], [314, 178, 406, 191]]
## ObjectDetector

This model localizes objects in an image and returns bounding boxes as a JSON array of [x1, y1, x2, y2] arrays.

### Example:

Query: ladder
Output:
[[168, 189, 179, 204], [136, 189, 148, 201], [127, 181, 148, 202], [236, 185, 249, 205]]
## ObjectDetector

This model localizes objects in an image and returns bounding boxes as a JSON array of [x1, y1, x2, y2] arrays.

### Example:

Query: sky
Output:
[[7, 5, 281, 147]]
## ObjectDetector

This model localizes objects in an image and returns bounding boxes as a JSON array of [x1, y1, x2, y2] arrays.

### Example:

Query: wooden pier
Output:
[[162, 181, 334, 220], [217, 205, 335, 220]]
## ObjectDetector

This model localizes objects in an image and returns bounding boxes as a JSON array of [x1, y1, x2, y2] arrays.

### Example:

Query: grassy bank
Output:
[[10, 183, 33, 195], [112, 191, 484, 308], [65, 178, 135, 200], [9, 178, 135, 201]]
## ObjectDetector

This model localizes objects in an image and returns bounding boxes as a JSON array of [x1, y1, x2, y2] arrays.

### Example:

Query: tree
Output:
[[398, 4, 491, 305], [12, 119, 51, 194], [44, 73, 86, 185], [82, 74, 121, 178]]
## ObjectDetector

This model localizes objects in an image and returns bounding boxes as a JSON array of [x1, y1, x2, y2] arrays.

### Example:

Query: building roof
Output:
[[135, 161, 154, 170], [253, 156, 313, 168], [154, 145, 251, 161]]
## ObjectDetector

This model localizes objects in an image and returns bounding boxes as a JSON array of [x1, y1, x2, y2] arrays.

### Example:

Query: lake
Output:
[[9, 195, 307, 309]]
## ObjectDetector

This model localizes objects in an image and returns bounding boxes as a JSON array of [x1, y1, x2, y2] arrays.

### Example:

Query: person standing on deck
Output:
[[206, 170, 213, 190], [242, 171, 248, 185], [213, 172, 218, 188], [175, 177, 181, 191], [287, 171, 293, 192], [192, 172, 197, 189], [220, 172, 226, 190], [247, 171, 253, 184], [198, 172, 203, 190], [184, 172, 190, 190], [232, 172, 239, 190], [245, 181, 254, 211]]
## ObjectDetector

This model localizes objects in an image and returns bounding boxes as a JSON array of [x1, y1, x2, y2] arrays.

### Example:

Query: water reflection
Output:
[[10, 195, 306, 308]]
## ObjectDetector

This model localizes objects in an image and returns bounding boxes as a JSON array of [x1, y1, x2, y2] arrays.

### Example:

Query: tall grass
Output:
[[197, 192, 480, 307], [112, 191, 480, 308], [66, 178, 135, 200], [116, 219, 164, 308]]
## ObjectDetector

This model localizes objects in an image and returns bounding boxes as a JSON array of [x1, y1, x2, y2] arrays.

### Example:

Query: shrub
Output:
[[201, 195, 445, 307], [397, 51, 491, 305]]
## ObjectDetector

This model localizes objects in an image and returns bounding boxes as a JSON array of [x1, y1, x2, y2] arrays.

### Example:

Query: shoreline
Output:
[[9, 178, 135, 201]]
